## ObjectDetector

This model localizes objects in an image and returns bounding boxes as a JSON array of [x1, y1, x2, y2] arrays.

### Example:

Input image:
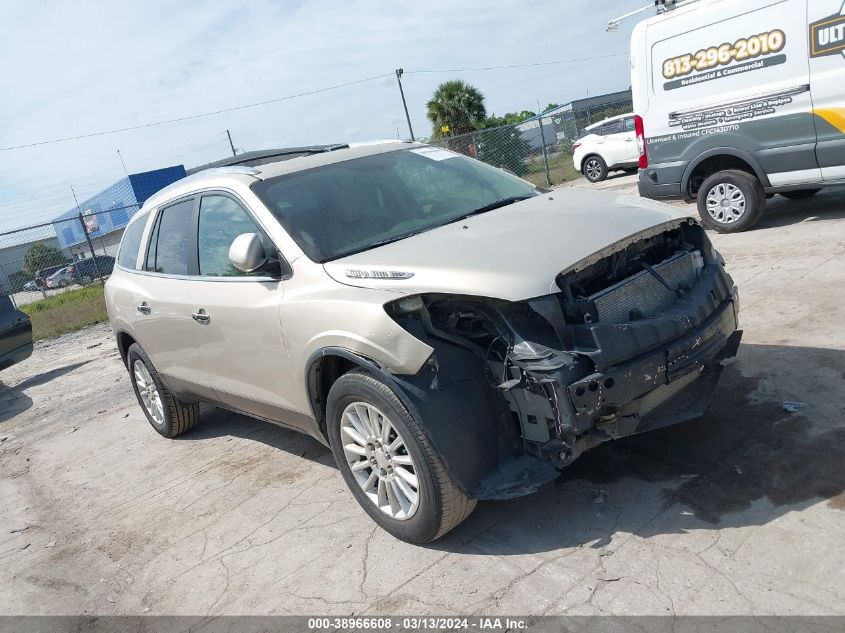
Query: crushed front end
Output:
[[386, 219, 741, 500]]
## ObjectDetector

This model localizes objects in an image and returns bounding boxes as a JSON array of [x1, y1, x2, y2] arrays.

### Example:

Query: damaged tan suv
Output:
[[106, 142, 741, 543]]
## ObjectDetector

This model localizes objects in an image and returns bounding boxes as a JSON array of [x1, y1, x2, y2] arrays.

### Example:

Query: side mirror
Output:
[[229, 233, 275, 273]]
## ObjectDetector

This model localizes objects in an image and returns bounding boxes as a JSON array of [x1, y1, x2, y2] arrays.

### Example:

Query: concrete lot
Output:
[[1, 177, 844, 616]]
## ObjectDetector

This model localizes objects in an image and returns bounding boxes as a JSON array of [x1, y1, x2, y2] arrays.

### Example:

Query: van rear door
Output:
[[644, 0, 820, 187], [809, 1, 845, 181]]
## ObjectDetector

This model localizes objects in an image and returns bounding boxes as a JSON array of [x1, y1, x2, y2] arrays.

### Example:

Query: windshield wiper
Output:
[[448, 195, 534, 224]]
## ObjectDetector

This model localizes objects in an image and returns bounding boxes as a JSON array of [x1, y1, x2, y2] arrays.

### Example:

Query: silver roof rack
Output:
[[607, 0, 703, 31]]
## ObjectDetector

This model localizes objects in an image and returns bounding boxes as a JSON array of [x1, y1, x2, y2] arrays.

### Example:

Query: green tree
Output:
[[426, 80, 487, 139], [23, 242, 66, 277]]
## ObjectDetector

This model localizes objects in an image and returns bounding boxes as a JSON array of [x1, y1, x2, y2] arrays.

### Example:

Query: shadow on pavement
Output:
[[434, 342, 845, 553], [757, 189, 845, 230], [1, 360, 93, 424], [158, 342, 844, 554]]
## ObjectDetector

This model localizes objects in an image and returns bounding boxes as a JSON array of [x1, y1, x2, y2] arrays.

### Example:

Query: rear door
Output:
[[0, 295, 32, 360], [809, 1, 845, 181], [645, 0, 820, 186], [128, 197, 215, 401], [598, 118, 629, 166]]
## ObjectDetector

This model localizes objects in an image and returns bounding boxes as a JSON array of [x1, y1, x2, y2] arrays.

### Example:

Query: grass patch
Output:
[[21, 283, 109, 341], [522, 153, 581, 188]]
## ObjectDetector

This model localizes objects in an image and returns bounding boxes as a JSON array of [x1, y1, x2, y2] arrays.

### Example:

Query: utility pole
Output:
[[395, 69, 415, 142], [227, 129, 237, 157], [116, 149, 129, 177]]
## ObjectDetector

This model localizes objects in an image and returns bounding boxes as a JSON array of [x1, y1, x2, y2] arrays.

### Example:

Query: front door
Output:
[[190, 193, 304, 429], [809, 0, 845, 181]]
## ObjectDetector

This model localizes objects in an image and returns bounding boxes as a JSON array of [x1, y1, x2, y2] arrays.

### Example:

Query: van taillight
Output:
[[634, 115, 648, 169]]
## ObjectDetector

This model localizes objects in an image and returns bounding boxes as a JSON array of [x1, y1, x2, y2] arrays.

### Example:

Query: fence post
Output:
[[78, 213, 104, 283], [538, 115, 552, 187]]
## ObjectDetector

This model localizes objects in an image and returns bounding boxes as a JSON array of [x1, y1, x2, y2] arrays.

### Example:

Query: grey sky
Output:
[[0, 0, 641, 229]]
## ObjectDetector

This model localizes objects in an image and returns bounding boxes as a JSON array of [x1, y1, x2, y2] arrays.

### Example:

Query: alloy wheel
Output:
[[133, 360, 165, 426], [340, 402, 419, 520], [585, 158, 602, 181]]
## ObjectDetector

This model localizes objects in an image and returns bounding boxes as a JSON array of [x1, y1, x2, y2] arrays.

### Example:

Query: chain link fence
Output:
[[429, 97, 633, 189], [0, 204, 139, 308]]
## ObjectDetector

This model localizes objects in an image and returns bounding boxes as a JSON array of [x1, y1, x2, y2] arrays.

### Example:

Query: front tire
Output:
[[697, 169, 765, 233], [582, 155, 608, 183], [326, 370, 476, 543], [127, 343, 199, 438]]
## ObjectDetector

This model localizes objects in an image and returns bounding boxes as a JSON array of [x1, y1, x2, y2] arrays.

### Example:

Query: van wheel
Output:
[[127, 343, 199, 438], [326, 370, 476, 544], [780, 189, 820, 200], [697, 170, 765, 233], [583, 156, 608, 183]]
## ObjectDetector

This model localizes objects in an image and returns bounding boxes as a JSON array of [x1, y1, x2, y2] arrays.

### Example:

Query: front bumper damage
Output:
[[387, 219, 741, 500]]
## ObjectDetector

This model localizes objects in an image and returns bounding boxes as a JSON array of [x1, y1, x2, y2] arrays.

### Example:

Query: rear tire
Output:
[[779, 189, 821, 200], [326, 370, 476, 543], [582, 155, 608, 183], [127, 343, 199, 438], [697, 169, 765, 233]]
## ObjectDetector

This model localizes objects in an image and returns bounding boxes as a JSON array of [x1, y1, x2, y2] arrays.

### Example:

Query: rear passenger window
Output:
[[197, 195, 269, 277], [623, 117, 636, 133], [145, 199, 193, 275], [117, 212, 149, 270], [601, 119, 624, 135]]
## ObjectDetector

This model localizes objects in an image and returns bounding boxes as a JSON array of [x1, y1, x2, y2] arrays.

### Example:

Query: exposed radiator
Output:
[[589, 251, 703, 324]]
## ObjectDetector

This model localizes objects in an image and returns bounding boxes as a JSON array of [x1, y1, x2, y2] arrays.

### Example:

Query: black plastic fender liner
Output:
[[304, 340, 531, 499]]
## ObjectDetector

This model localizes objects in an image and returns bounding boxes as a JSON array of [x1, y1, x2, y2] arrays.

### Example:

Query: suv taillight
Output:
[[572, 142, 582, 150], [68, 266, 75, 275], [634, 114, 648, 169]]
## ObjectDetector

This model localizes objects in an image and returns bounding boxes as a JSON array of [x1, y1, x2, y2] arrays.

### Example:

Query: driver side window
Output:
[[197, 195, 272, 277]]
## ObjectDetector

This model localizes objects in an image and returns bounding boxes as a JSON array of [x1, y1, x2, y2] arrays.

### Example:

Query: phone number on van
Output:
[[662, 29, 786, 79]]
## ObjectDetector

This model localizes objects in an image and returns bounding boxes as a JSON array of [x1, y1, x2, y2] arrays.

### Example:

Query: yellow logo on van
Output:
[[810, 3, 845, 58]]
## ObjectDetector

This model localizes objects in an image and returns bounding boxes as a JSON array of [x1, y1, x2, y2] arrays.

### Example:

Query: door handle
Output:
[[137, 302, 151, 315], [625, 138, 634, 142], [192, 309, 210, 325]]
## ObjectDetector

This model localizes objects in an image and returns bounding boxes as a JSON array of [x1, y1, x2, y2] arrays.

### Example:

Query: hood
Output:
[[323, 190, 690, 302]]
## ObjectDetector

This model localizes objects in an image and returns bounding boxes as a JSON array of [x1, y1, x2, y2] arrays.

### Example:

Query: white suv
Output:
[[572, 114, 640, 183], [106, 142, 740, 543]]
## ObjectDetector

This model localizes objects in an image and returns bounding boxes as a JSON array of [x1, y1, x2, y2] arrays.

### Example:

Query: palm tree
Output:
[[426, 80, 487, 139]]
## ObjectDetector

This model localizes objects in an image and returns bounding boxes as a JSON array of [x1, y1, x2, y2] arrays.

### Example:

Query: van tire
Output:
[[582, 156, 608, 183], [326, 370, 476, 543], [127, 343, 199, 438], [779, 189, 820, 200], [697, 169, 765, 233]]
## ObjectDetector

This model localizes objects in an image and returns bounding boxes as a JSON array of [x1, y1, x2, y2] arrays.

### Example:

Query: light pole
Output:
[[395, 68, 415, 142]]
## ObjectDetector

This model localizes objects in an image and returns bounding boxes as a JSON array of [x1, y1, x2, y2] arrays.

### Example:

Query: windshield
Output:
[[251, 147, 539, 262]]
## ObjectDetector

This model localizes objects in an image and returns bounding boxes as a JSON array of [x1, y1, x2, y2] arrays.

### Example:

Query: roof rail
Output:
[[607, 0, 702, 31]]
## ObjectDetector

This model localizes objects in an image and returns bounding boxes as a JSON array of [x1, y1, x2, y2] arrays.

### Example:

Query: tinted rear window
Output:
[[145, 200, 193, 275], [117, 213, 149, 270], [600, 119, 624, 135]]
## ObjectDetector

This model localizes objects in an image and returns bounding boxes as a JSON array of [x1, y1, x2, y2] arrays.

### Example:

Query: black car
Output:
[[0, 295, 33, 372], [69, 255, 115, 285]]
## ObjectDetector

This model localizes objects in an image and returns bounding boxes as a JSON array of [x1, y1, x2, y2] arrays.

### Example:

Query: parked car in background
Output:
[[572, 113, 639, 183], [106, 142, 740, 543], [0, 294, 33, 371], [23, 281, 39, 292], [46, 266, 74, 289], [35, 264, 70, 289], [70, 255, 115, 285]]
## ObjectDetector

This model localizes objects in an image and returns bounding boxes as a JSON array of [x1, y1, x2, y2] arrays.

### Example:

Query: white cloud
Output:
[[0, 0, 641, 228]]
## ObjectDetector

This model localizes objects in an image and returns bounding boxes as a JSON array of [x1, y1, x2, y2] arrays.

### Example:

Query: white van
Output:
[[630, 0, 845, 232]]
